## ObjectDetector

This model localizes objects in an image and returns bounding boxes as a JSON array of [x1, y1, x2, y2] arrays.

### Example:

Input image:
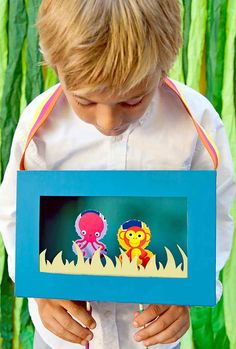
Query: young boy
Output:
[[0, 1, 235, 349]]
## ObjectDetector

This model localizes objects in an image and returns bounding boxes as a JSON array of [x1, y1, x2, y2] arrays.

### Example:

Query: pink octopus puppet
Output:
[[72, 210, 108, 259]]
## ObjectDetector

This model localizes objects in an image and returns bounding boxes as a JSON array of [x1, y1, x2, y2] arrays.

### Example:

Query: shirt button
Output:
[[104, 310, 112, 317], [115, 135, 123, 141], [139, 118, 144, 125]]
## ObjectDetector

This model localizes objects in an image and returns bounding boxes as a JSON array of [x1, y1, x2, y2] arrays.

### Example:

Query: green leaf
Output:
[[12, 297, 23, 349], [206, 0, 227, 114], [191, 307, 214, 349], [0, 262, 14, 349], [186, 0, 207, 91], [234, 35, 236, 119], [44, 67, 58, 91], [19, 298, 34, 349], [169, 0, 185, 83], [223, 203, 236, 349], [0, 0, 8, 108], [0, 0, 8, 184], [182, 0, 192, 83], [211, 273, 230, 348], [221, 0, 236, 166], [25, 0, 44, 104], [0, 0, 27, 174], [0, 236, 5, 285]]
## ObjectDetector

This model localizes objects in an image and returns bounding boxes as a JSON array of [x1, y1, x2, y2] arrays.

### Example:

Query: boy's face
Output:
[[57, 67, 160, 136]]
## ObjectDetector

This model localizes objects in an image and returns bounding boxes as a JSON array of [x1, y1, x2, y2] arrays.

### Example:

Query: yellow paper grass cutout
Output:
[[40, 242, 188, 278]]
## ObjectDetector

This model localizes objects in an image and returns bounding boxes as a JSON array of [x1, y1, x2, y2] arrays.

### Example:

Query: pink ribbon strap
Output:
[[20, 78, 220, 170]]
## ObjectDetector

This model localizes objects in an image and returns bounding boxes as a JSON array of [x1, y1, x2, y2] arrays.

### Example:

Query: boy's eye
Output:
[[121, 98, 143, 108], [75, 98, 143, 108], [76, 100, 95, 107]]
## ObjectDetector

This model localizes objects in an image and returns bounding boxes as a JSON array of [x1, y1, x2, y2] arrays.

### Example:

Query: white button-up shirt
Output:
[[0, 80, 235, 349]]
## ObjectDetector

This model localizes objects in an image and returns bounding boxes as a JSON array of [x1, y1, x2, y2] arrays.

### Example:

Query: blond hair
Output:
[[37, 0, 182, 96]]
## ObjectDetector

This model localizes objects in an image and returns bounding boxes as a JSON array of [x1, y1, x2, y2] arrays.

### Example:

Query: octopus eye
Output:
[[81, 230, 86, 235], [95, 232, 100, 237]]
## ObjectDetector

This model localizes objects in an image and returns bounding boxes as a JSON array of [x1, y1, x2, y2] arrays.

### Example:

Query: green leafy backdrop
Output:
[[0, 1, 235, 348]]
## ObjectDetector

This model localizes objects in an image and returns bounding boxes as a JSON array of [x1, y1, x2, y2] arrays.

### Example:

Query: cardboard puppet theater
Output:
[[15, 78, 218, 306], [15, 170, 216, 306]]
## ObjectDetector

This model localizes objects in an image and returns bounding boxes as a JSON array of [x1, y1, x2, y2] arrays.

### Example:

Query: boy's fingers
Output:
[[134, 307, 181, 341], [62, 300, 96, 329], [133, 304, 169, 327], [46, 316, 88, 345], [54, 306, 93, 341], [143, 316, 189, 347]]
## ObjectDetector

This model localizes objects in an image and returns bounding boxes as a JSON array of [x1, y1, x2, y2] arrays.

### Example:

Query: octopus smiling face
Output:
[[73, 210, 108, 259]]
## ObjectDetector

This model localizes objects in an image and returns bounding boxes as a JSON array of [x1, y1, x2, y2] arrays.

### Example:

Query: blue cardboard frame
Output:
[[15, 170, 216, 306]]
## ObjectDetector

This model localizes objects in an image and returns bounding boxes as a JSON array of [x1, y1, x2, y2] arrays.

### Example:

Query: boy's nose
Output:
[[95, 105, 122, 132]]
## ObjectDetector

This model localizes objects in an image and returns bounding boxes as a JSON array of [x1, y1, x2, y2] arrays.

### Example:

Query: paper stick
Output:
[[139, 304, 149, 349], [85, 302, 91, 349]]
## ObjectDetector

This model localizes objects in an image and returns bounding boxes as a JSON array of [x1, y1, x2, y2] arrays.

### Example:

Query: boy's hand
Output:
[[133, 304, 190, 347], [35, 298, 96, 346]]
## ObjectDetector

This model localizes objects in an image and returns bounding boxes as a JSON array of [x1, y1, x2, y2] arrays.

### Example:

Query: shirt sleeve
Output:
[[190, 107, 236, 302], [0, 101, 47, 282]]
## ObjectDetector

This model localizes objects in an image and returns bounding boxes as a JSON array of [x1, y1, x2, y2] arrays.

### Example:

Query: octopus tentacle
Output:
[[75, 239, 88, 250]]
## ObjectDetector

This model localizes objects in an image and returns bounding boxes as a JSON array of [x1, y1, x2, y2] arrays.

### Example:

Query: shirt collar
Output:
[[137, 86, 160, 126]]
